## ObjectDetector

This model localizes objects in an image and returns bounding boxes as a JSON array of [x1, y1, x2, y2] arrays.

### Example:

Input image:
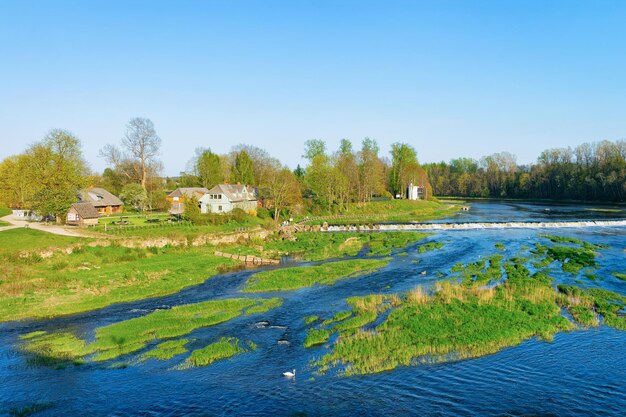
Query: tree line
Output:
[[0, 117, 432, 222], [423, 140, 626, 202]]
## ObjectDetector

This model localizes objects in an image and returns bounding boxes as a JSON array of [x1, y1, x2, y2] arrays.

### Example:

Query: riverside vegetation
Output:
[[302, 235, 626, 376], [0, 225, 430, 322], [20, 298, 281, 367]]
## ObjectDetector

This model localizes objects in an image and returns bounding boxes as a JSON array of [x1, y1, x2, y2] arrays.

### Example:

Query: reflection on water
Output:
[[1, 202, 625, 416]]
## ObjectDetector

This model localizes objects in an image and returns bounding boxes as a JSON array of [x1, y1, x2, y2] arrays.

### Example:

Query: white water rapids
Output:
[[325, 220, 626, 232]]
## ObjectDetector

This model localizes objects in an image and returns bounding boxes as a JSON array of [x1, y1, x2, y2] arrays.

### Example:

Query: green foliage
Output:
[[141, 339, 189, 361], [612, 272, 626, 281], [27, 130, 89, 219], [304, 328, 331, 348], [185, 337, 247, 367], [183, 194, 201, 223], [232, 150, 255, 185], [417, 241, 444, 253], [195, 148, 223, 189], [120, 183, 148, 212], [0, 244, 242, 322], [243, 259, 389, 293], [315, 260, 572, 376], [20, 298, 281, 363], [256, 207, 270, 219], [304, 315, 319, 325], [495, 243, 506, 251]]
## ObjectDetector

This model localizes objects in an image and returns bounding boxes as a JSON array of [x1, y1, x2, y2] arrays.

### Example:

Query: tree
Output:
[[389, 142, 420, 198], [100, 117, 162, 190], [120, 183, 148, 212], [357, 138, 386, 202], [231, 150, 255, 185], [183, 194, 201, 223], [265, 167, 302, 221], [303, 139, 327, 161], [27, 129, 89, 221], [194, 148, 223, 188], [0, 154, 36, 209]]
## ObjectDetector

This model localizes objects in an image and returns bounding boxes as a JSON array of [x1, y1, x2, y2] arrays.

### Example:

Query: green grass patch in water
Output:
[[20, 297, 281, 364], [612, 272, 626, 282], [184, 337, 247, 367], [243, 259, 389, 293], [141, 339, 189, 361], [417, 242, 444, 253]]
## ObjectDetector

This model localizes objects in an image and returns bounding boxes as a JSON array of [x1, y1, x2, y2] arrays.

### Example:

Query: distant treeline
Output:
[[423, 140, 626, 202]]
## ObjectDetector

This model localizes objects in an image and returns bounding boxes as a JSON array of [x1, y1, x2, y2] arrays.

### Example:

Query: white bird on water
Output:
[[283, 369, 296, 378]]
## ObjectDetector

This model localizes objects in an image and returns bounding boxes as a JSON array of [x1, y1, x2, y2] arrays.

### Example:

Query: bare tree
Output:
[[100, 117, 162, 190]]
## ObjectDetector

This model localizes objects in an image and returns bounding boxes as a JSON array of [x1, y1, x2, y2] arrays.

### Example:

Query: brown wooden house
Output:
[[78, 188, 124, 215], [66, 202, 100, 227]]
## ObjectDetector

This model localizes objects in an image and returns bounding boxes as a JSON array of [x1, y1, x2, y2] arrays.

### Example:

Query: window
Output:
[[173, 197, 179, 202], [218, 205, 222, 211]]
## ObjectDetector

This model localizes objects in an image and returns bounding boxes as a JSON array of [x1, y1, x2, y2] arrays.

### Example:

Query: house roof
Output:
[[206, 184, 257, 202], [168, 187, 209, 198], [70, 202, 100, 219], [78, 188, 124, 207]]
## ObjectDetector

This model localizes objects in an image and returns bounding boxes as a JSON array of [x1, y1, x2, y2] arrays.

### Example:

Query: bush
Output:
[[230, 208, 247, 223], [256, 207, 270, 220]]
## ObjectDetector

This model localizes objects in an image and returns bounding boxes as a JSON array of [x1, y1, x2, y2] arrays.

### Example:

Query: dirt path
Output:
[[0, 214, 86, 237]]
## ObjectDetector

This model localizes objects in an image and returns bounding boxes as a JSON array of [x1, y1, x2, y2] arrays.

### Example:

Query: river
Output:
[[1, 201, 625, 416]]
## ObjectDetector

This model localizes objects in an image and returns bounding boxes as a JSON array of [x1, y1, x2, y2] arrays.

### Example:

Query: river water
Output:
[[1, 201, 625, 416]]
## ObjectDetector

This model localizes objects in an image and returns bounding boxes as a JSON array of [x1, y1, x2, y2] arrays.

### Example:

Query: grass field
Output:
[[0, 243, 238, 322], [243, 258, 389, 293], [0, 228, 84, 256]]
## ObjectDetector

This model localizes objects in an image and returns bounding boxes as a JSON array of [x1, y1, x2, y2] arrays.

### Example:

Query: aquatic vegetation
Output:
[[304, 315, 319, 325], [557, 285, 626, 329], [244, 297, 284, 315], [451, 254, 503, 287], [20, 298, 282, 363], [322, 311, 352, 326], [312, 258, 578, 376], [243, 259, 389, 293], [541, 234, 608, 251], [495, 243, 506, 251], [184, 337, 247, 368], [533, 244, 598, 274], [141, 339, 189, 361], [255, 231, 430, 262], [417, 241, 444, 253], [304, 328, 331, 348], [612, 272, 626, 281]]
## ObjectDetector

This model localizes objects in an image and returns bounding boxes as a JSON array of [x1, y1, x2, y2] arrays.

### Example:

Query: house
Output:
[[167, 187, 209, 214], [78, 188, 124, 215], [199, 183, 257, 214], [407, 182, 425, 200], [66, 202, 100, 227]]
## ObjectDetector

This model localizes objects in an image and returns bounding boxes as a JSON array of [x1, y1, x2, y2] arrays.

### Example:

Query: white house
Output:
[[199, 183, 257, 214], [407, 182, 425, 200]]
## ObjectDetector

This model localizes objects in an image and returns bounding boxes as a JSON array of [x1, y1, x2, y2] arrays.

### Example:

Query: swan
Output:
[[282, 369, 296, 377]]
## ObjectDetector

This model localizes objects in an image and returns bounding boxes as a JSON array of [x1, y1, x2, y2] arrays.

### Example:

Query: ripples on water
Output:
[[1, 202, 625, 416]]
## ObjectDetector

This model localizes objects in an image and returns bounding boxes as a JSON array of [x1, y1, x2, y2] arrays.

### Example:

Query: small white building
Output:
[[11, 209, 42, 221], [199, 184, 257, 214], [407, 182, 425, 200]]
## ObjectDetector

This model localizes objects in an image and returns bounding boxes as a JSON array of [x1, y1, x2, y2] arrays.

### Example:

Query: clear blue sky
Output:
[[1, 0, 625, 176]]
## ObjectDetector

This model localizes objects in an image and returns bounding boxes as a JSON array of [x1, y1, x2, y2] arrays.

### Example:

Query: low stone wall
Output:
[[213, 251, 280, 266]]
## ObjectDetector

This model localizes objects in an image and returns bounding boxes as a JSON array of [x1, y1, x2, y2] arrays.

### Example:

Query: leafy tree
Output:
[[27, 129, 89, 221], [231, 150, 255, 185], [265, 167, 302, 221], [303, 139, 327, 161], [0, 154, 36, 209], [194, 148, 223, 188], [120, 183, 148, 212], [183, 194, 201, 223]]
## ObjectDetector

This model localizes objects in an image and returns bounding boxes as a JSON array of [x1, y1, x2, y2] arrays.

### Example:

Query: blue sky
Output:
[[1, 0, 625, 176]]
